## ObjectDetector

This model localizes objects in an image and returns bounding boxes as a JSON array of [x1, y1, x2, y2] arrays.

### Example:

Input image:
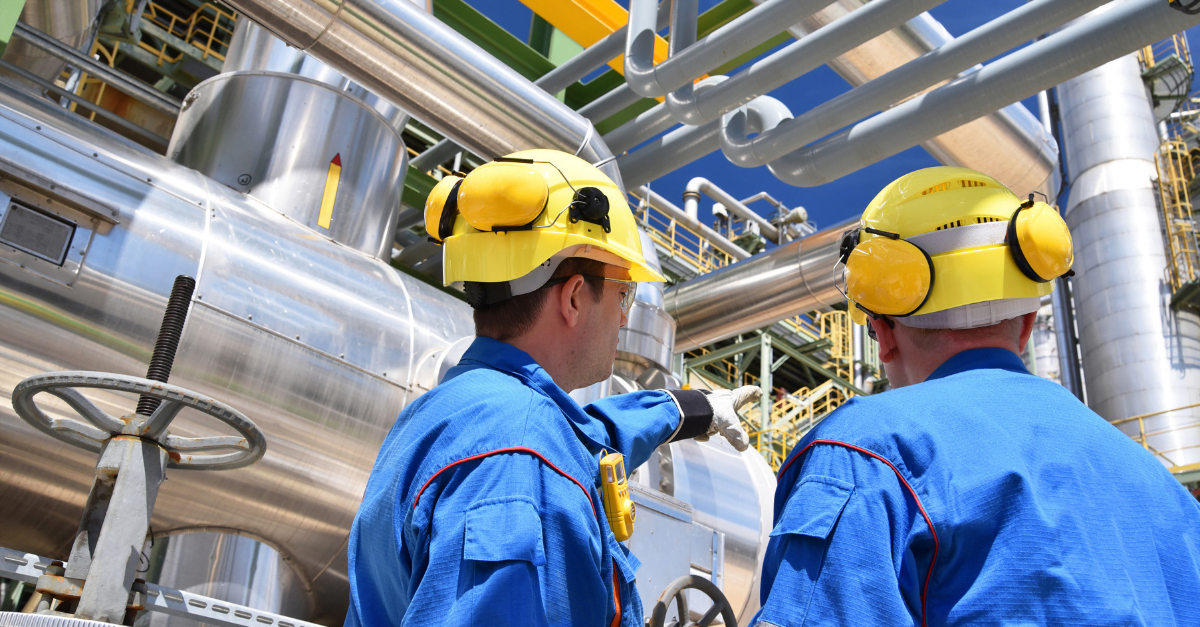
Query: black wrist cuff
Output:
[[666, 390, 714, 442]]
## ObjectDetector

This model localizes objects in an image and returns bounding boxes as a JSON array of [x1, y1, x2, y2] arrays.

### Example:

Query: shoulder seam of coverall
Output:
[[778, 439, 940, 627], [412, 446, 597, 516]]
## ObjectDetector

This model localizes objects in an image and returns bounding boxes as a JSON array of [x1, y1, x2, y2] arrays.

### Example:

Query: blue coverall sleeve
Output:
[[584, 390, 681, 470], [755, 444, 924, 627]]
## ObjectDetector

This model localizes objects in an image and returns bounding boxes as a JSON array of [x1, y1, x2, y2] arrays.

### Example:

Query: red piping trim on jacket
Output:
[[778, 440, 939, 627], [609, 565, 621, 627], [412, 446, 596, 516]]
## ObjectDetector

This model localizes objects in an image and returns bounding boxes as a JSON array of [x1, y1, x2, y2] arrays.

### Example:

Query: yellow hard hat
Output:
[[424, 149, 664, 299], [839, 167, 1073, 329]]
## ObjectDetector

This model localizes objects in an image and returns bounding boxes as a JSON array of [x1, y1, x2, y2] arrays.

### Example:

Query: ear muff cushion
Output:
[[844, 238, 934, 317], [438, 180, 463, 241], [457, 162, 548, 231], [423, 175, 464, 242], [1008, 203, 1073, 282]]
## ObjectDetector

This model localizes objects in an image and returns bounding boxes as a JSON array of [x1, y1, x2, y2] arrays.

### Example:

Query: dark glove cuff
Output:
[[665, 389, 713, 442]]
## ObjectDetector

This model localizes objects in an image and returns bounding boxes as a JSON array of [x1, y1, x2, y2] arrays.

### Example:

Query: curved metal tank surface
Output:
[[221, 18, 411, 134], [169, 71, 406, 259], [1057, 47, 1200, 467], [668, 438, 777, 623], [0, 82, 473, 623], [757, 0, 1059, 197]]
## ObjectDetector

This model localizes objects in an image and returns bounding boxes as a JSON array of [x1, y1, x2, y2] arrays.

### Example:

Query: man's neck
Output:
[[504, 333, 578, 391]]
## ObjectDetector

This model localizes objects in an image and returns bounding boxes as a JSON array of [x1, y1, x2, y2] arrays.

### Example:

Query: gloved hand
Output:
[[694, 385, 760, 452]]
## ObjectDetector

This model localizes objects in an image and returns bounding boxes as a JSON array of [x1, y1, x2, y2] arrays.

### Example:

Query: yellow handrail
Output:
[[133, 1, 238, 66], [1154, 140, 1200, 293], [1110, 402, 1200, 471]]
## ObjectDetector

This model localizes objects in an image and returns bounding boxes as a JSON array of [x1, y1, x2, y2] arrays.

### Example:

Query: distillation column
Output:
[[1058, 42, 1200, 468]]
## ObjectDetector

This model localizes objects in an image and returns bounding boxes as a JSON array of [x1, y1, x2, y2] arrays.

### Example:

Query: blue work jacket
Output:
[[755, 347, 1200, 627], [345, 337, 684, 627]]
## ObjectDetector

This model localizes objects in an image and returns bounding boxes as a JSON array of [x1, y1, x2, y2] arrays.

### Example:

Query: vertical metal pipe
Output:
[[1058, 42, 1200, 466]]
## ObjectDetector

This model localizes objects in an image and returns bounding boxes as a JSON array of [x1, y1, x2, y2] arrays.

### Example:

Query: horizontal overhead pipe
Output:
[[613, 0, 946, 159], [768, 0, 1200, 187], [618, 113, 724, 187], [683, 177, 780, 243], [666, 0, 947, 126], [630, 186, 751, 260], [730, 0, 1112, 167], [221, 0, 617, 180], [409, 21, 639, 173], [667, 219, 857, 352], [624, 0, 830, 99]]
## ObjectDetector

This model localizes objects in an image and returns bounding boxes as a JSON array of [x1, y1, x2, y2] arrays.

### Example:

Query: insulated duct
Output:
[[1058, 43, 1200, 467], [667, 220, 854, 353]]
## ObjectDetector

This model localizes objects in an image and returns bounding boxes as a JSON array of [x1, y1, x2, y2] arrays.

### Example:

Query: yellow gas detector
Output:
[[599, 450, 636, 541]]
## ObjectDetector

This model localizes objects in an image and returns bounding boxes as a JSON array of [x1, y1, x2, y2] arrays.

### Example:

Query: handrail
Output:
[[1110, 401, 1200, 471]]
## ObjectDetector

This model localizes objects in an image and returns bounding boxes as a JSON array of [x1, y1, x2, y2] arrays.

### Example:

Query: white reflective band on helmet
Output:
[[506, 244, 631, 297], [907, 220, 1008, 255], [897, 296, 1041, 329]]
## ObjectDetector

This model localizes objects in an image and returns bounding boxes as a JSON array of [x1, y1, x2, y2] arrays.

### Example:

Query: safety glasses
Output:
[[543, 275, 636, 314]]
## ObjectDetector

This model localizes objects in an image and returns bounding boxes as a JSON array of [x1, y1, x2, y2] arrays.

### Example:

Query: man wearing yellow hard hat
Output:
[[344, 149, 761, 626], [754, 167, 1200, 626]]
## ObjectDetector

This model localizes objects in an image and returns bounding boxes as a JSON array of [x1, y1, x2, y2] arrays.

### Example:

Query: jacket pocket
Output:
[[463, 495, 546, 565], [770, 475, 854, 541]]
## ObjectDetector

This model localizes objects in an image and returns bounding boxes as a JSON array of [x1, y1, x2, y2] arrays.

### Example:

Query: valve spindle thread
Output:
[[136, 275, 196, 416]]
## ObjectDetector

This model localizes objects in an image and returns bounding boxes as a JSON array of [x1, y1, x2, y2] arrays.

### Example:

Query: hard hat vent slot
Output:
[[960, 180, 988, 188], [975, 217, 1002, 224], [935, 220, 963, 231]]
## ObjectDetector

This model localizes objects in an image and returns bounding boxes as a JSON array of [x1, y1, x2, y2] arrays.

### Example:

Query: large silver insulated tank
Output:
[[1058, 43, 1200, 468], [0, 75, 473, 623]]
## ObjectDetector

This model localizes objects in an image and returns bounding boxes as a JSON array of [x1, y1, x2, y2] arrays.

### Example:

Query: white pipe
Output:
[[767, 0, 1200, 188], [623, 0, 830, 99], [631, 186, 751, 260], [684, 178, 780, 242]]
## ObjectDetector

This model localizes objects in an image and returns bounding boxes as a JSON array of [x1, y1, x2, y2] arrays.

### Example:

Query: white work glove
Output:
[[694, 385, 760, 452]]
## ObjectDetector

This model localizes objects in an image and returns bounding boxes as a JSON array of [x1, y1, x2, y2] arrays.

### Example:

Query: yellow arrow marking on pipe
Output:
[[520, 0, 704, 94], [318, 153, 341, 230]]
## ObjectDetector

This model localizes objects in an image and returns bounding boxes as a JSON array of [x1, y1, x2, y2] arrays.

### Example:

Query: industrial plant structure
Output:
[[0, 0, 1197, 625]]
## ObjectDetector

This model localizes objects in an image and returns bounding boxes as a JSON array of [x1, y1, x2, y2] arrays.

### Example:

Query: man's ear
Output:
[[872, 317, 900, 364], [1016, 311, 1037, 353], [556, 274, 587, 329]]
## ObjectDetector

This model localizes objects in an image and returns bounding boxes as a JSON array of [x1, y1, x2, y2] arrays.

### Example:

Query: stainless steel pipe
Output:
[[666, 220, 855, 352], [767, 0, 1196, 189], [683, 177, 780, 242]]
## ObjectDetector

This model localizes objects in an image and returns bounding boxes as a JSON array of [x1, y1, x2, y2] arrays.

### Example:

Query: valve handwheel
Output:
[[650, 575, 738, 627], [12, 371, 266, 471]]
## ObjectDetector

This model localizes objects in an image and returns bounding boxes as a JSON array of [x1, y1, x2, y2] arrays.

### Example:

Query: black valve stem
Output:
[[136, 275, 196, 416]]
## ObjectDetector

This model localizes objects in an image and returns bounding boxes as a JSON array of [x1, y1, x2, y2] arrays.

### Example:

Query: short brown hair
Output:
[[473, 257, 608, 341]]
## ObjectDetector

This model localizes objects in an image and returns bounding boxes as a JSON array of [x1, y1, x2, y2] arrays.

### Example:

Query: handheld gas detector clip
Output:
[[599, 450, 636, 541]]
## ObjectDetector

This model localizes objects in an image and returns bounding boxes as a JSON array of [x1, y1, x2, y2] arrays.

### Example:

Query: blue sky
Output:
[[464, 1, 1198, 233]]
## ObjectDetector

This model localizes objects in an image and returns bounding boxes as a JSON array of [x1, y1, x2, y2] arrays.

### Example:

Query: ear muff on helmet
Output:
[[1006, 198, 1075, 282], [457, 160, 549, 231], [569, 186, 611, 233], [423, 174, 465, 243], [841, 228, 935, 317]]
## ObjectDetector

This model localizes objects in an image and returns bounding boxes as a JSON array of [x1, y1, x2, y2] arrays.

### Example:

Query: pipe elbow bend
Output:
[[720, 96, 792, 168], [665, 76, 728, 126], [625, 30, 668, 98], [767, 149, 825, 188]]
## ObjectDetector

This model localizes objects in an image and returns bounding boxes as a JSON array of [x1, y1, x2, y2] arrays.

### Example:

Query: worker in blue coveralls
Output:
[[345, 149, 762, 627], [753, 167, 1200, 627]]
